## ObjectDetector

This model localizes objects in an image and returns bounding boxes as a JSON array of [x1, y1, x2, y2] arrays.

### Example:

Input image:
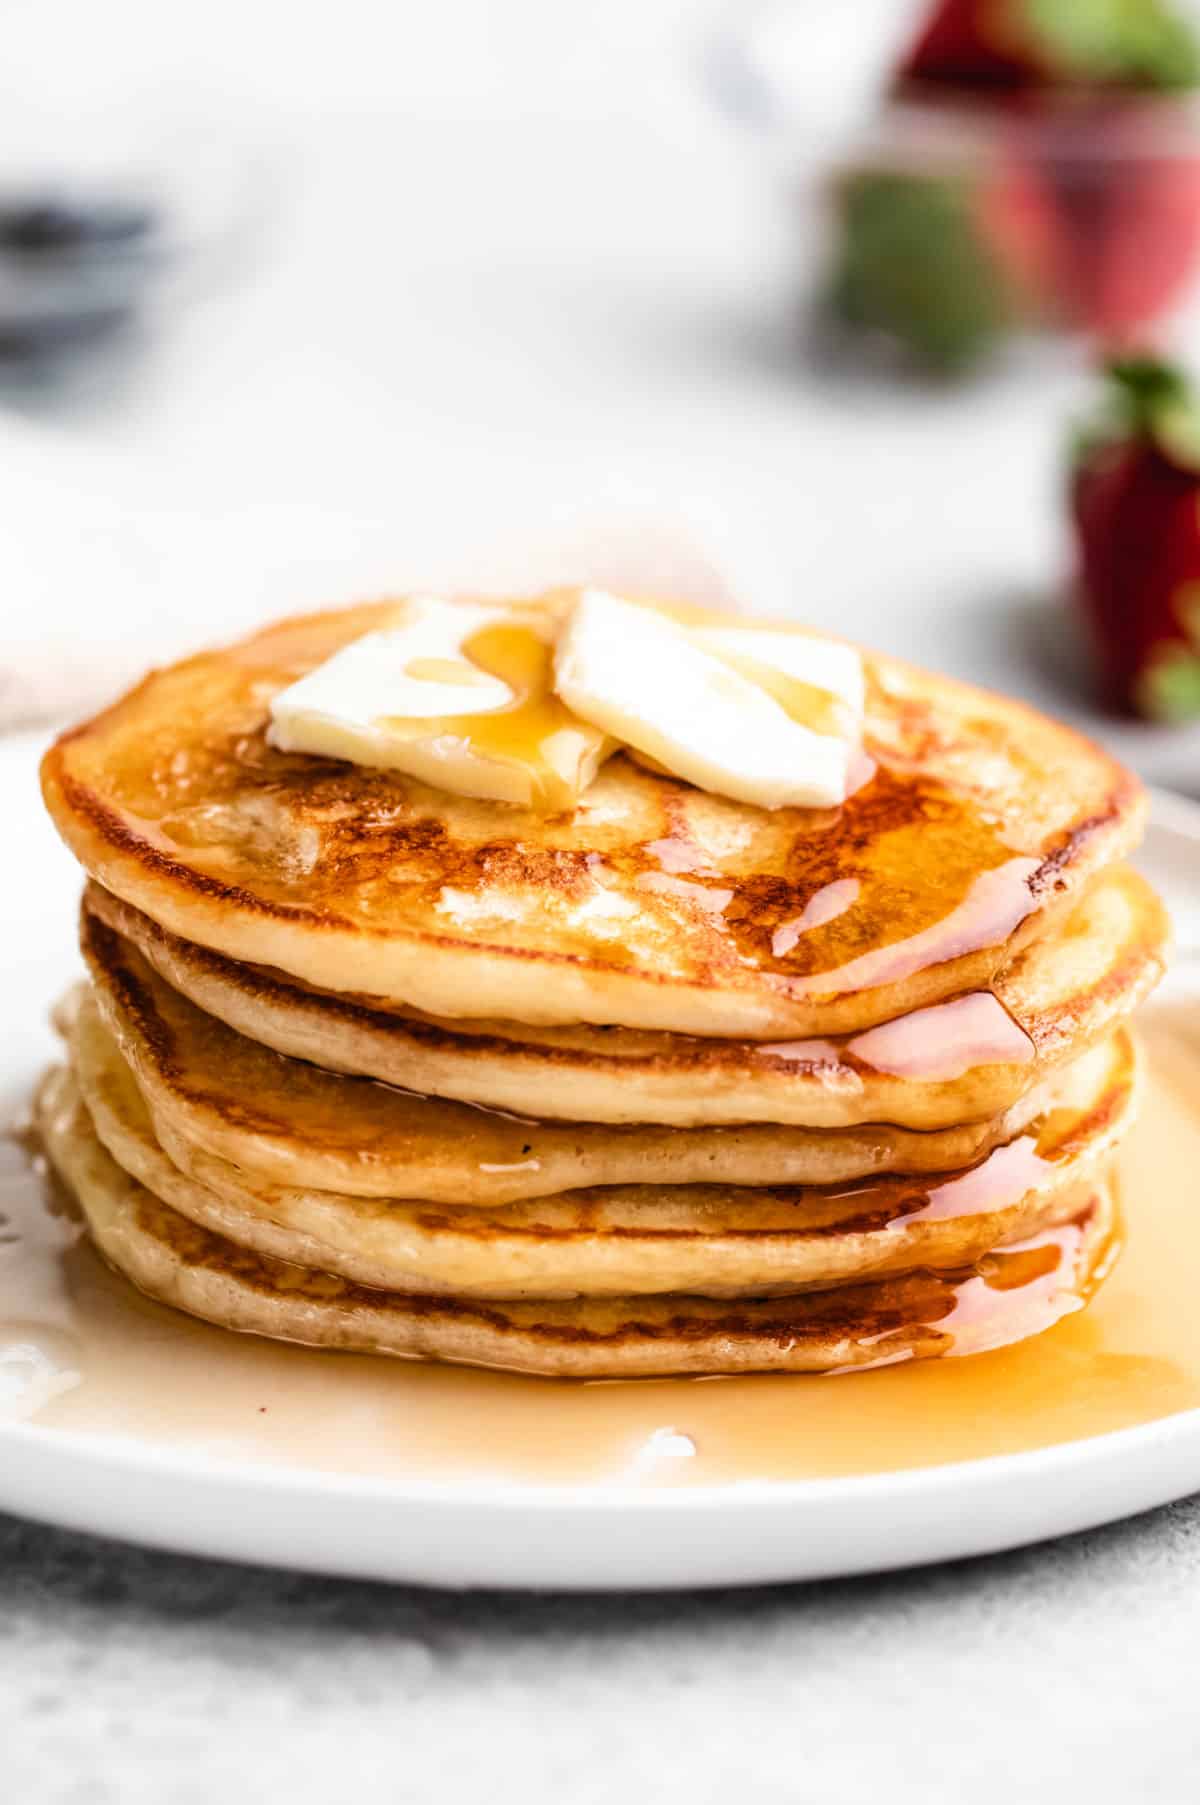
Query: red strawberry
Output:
[[892, 0, 1200, 338], [897, 0, 1200, 93], [1071, 357, 1200, 719], [897, 0, 1040, 89], [834, 6, 1200, 370], [976, 130, 1061, 305], [1039, 99, 1200, 336]]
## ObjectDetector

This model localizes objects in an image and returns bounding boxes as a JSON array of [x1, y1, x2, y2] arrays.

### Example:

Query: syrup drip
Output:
[[894, 1133, 1049, 1227], [635, 872, 736, 915], [378, 622, 611, 814], [759, 991, 1036, 1082], [772, 879, 862, 958], [847, 992, 1037, 1081], [1, 1005, 1197, 1488], [699, 650, 852, 742], [781, 857, 1042, 995]]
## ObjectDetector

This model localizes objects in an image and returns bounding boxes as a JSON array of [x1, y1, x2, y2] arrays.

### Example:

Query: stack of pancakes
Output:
[[37, 602, 1169, 1377]]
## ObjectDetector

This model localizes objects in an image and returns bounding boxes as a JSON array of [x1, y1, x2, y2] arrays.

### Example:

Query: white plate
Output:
[[2, 728, 1200, 1592]]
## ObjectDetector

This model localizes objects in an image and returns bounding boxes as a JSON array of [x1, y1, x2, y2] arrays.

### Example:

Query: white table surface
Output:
[[3, 4, 1200, 1798]]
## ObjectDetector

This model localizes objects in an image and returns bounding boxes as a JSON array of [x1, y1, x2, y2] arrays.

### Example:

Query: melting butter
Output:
[[556, 591, 863, 810], [692, 624, 864, 743], [269, 590, 865, 815], [268, 600, 612, 813]]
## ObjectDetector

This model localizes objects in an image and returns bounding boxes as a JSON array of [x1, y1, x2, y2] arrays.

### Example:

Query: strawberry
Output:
[[1037, 98, 1200, 337], [1071, 356, 1200, 720], [885, 4, 1200, 351], [898, 0, 1200, 93], [896, 0, 1043, 89], [829, 3, 1200, 370], [827, 148, 1058, 372]]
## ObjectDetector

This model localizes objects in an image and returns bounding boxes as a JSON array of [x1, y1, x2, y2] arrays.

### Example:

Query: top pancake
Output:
[[42, 598, 1145, 1038]]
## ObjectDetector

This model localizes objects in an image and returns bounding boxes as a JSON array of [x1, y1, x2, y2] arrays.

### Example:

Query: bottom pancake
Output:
[[37, 1065, 1119, 1378]]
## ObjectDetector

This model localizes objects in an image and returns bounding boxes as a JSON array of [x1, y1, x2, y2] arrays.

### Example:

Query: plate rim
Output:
[[3, 1392, 1200, 1511]]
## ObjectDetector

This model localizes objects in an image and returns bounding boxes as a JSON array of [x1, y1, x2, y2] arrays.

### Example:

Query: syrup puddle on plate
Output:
[[2, 1003, 1199, 1491]]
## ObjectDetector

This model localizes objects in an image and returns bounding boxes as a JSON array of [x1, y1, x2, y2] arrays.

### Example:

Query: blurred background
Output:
[[1, 0, 1199, 791]]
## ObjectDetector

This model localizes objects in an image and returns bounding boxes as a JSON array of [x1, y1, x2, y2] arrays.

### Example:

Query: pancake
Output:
[[85, 864, 1169, 1126], [41, 599, 1144, 1039], [36, 1063, 1119, 1377], [74, 998, 1137, 1299], [75, 932, 1092, 1206]]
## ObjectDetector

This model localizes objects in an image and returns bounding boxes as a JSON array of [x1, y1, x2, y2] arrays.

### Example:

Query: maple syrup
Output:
[[381, 622, 610, 814], [1, 1001, 1198, 1490]]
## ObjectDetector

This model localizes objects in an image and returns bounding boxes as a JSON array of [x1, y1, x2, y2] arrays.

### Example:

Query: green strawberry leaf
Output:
[[1074, 356, 1200, 472], [1135, 640, 1200, 721], [1023, 0, 1200, 89]]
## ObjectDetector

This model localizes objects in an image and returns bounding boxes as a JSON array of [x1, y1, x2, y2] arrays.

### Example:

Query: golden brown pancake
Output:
[[36, 1063, 1119, 1377], [84, 865, 1168, 1127], [41, 599, 1144, 1038], [75, 927, 1103, 1204], [74, 997, 1137, 1299]]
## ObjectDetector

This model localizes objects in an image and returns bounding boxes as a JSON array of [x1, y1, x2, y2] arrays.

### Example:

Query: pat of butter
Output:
[[268, 590, 864, 816], [555, 590, 862, 810], [270, 600, 514, 730], [693, 626, 864, 733], [268, 597, 612, 812]]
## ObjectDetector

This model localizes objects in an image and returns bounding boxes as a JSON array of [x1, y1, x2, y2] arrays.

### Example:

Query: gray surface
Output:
[[4, 1500, 1200, 1802]]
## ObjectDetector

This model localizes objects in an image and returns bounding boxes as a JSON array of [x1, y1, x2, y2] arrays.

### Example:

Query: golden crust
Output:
[[68, 940, 1050, 1201], [37, 1061, 1119, 1378], [42, 599, 1145, 1038], [73, 993, 1137, 1300], [80, 865, 1167, 1134]]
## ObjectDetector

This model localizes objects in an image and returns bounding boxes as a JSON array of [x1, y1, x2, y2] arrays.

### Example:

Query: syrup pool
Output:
[[1, 1002, 1198, 1491]]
